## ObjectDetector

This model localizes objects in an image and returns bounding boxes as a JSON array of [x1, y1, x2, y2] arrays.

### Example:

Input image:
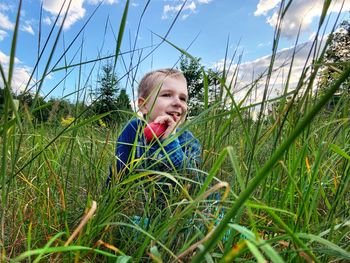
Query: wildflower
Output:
[[98, 119, 106, 127], [305, 157, 311, 173], [61, 116, 75, 126]]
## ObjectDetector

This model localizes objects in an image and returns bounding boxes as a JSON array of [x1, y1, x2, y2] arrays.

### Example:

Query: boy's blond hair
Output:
[[138, 68, 187, 99]]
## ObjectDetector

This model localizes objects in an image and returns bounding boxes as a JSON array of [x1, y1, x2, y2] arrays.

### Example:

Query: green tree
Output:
[[179, 57, 205, 116], [179, 57, 222, 116], [206, 68, 223, 104], [1, 87, 21, 119], [0, 86, 16, 105], [320, 19, 350, 96], [116, 89, 132, 121], [116, 89, 131, 110], [93, 63, 120, 125], [15, 91, 52, 123], [16, 91, 33, 108]]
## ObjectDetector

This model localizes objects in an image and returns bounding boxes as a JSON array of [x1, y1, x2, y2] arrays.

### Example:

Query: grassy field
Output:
[[1, 0, 350, 262]]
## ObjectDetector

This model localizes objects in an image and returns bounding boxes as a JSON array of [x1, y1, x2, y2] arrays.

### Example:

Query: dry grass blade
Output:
[[64, 200, 97, 246]]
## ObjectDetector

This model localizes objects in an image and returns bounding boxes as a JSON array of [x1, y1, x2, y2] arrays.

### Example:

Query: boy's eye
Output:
[[180, 97, 187, 102], [161, 93, 171, 97]]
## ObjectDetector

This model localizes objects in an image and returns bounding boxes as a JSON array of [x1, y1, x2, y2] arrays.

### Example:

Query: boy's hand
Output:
[[154, 114, 180, 139]]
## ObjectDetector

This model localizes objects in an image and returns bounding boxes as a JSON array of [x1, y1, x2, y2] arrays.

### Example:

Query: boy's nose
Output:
[[172, 97, 181, 106], [171, 98, 187, 111]]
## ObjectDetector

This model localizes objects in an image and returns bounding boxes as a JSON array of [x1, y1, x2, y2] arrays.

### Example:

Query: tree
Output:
[[320, 19, 350, 96], [16, 91, 33, 108], [179, 57, 205, 116], [15, 91, 52, 123], [116, 89, 132, 121], [116, 89, 131, 110], [0, 86, 16, 104], [179, 57, 223, 116], [93, 63, 120, 125], [206, 68, 223, 104]]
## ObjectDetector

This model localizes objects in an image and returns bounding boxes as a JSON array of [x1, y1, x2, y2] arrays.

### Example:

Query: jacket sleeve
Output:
[[107, 119, 145, 187], [115, 119, 142, 173]]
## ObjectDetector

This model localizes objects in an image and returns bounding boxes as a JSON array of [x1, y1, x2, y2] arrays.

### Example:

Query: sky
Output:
[[0, 0, 349, 105]]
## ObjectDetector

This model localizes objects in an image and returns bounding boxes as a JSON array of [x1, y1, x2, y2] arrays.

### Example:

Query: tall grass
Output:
[[1, 0, 350, 262]]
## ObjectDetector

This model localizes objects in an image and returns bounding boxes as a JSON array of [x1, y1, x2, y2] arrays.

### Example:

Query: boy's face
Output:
[[138, 77, 188, 123]]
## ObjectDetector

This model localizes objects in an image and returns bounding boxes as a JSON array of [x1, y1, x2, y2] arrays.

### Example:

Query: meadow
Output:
[[1, 0, 350, 262]]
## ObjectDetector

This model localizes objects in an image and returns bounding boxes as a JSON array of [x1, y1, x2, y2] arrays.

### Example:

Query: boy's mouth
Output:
[[166, 112, 181, 121]]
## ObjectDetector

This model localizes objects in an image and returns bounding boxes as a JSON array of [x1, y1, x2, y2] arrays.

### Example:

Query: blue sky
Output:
[[0, 0, 349, 103]]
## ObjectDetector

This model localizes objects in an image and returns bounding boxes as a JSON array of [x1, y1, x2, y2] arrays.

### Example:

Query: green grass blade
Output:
[[202, 68, 209, 109], [297, 233, 350, 260], [113, 0, 129, 71], [7, 0, 22, 86], [13, 245, 118, 262], [33, 232, 65, 263], [245, 240, 267, 263], [329, 143, 350, 161], [197, 147, 228, 197]]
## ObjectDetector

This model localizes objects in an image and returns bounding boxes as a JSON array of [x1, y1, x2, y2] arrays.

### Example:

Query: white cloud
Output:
[[254, 0, 281, 16], [0, 29, 8, 41], [103, 0, 119, 3], [0, 12, 34, 36], [0, 12, 14, 30], [186, 1, 197, 12], [0, 51, 21, 67], [213, 40, 324, 104], [162, 2, 197, 20], [42, 0, 118, 30], [0, 50, 10, 63], [162, 0, 211, 20], [87, 0, 118, 4], [0, 3, 13, 12], [42, 0, 86, 30], [255, 0, 350, 38], [0, 50, 34, 93], [21, 25, 34, 35], [198, 0, 212, 4], [257, 41, 271, 48], [21, 21, 35, 35], [43, 16, 52, 26], [181, 14, 190, 20]]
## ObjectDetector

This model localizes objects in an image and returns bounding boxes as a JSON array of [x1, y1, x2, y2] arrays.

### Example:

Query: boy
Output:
[[109, 68, 201, 183]]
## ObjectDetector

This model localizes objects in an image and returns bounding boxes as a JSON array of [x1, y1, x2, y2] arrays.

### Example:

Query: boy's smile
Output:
[[138, 77, 188, 123]]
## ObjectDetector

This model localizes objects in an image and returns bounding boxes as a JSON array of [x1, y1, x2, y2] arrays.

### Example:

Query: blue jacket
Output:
[[108, 118, 201, 184]]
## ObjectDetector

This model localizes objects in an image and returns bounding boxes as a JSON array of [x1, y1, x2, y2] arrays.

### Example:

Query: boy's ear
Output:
[[138, 97, 148, 114]]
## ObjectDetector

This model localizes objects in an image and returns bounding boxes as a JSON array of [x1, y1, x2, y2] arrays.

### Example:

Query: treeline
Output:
[[0, 57, 223, 127], [0, 63, 132, 127]]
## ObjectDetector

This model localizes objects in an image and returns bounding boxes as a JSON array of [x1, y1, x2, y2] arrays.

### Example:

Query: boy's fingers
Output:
[[163, 122, 179, 139], [155, 115, 174, 125], [153, 115, 179, 139], [154, 117, 163, 124]]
